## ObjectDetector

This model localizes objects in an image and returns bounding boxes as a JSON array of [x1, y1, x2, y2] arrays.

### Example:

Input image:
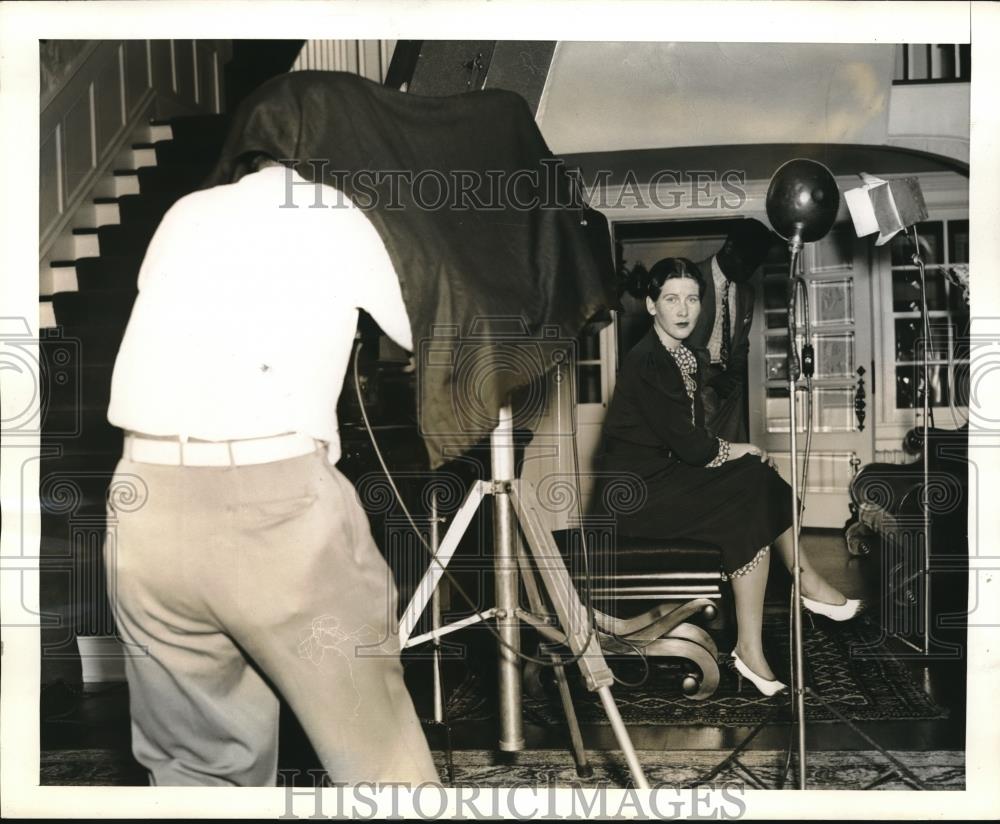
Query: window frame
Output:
[[872, 192, 969, 444]]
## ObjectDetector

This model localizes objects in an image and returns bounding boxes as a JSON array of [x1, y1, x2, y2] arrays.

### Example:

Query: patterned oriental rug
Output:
[[444, 614, 949, 727], [437, 748, 965, 790], [39, 747, 964, 790]]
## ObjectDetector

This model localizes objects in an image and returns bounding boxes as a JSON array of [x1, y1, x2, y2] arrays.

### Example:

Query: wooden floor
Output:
[[40, 530, 967, 774]]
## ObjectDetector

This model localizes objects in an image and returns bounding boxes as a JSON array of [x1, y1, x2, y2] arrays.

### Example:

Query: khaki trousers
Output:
[[104, 448, 438, 786]]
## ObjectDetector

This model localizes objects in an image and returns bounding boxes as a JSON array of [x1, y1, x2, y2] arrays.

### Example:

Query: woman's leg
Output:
[[730, 549, 776, 680], [771, 527, 847, 604]]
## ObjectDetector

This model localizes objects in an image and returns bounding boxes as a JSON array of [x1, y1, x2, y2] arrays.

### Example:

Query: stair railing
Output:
[[40, 39, 231, 262]]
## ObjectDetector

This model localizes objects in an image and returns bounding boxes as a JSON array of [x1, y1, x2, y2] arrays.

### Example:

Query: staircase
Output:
[[39, 114, 231, 685]]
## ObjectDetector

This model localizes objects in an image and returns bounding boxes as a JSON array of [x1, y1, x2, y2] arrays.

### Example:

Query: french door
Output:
[[750, 224, 876, 528]]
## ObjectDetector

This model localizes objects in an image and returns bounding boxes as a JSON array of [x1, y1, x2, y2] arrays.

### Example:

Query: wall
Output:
[[40, 40, 94, 102], [39, 40, 231, 259]]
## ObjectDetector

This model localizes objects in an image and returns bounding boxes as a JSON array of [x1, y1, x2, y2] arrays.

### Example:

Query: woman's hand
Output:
[[729, 443, 777, 468]]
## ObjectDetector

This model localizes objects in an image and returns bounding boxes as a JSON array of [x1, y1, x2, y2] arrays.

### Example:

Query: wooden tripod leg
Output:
[[517, 543, 594, 778], [551, 657, 595, 779], [510, 479, 650, 789]]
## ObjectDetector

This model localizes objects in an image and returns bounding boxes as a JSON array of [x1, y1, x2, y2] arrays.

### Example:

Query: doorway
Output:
[[613, 218, 877, 529]]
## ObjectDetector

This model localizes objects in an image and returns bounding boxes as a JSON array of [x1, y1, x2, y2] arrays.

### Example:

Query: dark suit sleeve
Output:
[[635, 354, 721, 466]]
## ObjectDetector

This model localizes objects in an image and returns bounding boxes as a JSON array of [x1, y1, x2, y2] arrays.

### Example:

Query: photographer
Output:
[[104, 156, 438, 786]]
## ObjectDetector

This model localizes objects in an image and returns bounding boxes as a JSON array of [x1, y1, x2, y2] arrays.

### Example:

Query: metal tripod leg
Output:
[[509, 478, 649, 789], [428, 492, 456, 785], [805, 686, 928, 790]]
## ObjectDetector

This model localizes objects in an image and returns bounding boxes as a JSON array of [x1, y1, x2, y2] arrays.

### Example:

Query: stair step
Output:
[[51, 288, 137, 328], [129, 144, 158, 168], [136, 163, 216, 195], [153, 114, 231, 146], [46, 257, 143, 296], [71, 256, 143, 291], [40, 300, 56, 329], [92, 198, 121, 226], [70, 228, 100, 258], [105, 222, 159, 258], [151, 139, 225, 167], [40, 262, 79, 296], [144, 122, 173, 142], [70, 219, 162, 261], [113, 163, 214, 197], [67, 200, 119, 231], [114, 191, 180, 225], [39, 113, 223, 347], [111, 170, 141, 197]]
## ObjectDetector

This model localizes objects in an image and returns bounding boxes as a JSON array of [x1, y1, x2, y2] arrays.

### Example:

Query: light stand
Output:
[[843, 175, 933, 654], [398, 403, 650, 789], [908, 224, 933, 656], [761, 161, 930, 792], [764, 158, 842, 789], [784, 239, 808, 790]]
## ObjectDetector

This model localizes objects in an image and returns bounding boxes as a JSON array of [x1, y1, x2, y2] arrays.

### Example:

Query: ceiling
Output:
[[536, 42, 898, 156]]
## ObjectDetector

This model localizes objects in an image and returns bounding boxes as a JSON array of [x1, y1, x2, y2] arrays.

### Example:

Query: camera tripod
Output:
[[398, 404, 650, 789]]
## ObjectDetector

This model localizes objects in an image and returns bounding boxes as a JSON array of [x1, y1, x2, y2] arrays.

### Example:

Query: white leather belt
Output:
[[124, 432, 319, 467]]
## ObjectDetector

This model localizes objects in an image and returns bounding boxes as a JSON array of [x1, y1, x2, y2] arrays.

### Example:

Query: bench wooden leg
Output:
[[600, 633, 720, 700], [590, 598, 717, 638]]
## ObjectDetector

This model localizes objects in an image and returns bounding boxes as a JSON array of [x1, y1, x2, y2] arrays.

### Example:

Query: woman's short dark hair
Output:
[[646, 257, 706, 301]]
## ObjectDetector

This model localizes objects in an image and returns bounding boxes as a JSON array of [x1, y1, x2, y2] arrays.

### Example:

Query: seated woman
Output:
[[600, 257, 861, 696]]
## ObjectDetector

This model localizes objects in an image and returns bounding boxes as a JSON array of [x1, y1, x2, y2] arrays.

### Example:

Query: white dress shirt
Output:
[[107, 165, 412, 464], [706, 255, 737, 365]]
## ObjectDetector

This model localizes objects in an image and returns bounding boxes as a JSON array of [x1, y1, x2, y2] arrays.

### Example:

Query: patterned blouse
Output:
[[655, 325, 766, 580], [653, 325, 731, 468]]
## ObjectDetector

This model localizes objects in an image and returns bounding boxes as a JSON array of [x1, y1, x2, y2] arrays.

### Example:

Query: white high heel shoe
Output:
[[729, 651, 788, 697], [801, 595, 864, 622]]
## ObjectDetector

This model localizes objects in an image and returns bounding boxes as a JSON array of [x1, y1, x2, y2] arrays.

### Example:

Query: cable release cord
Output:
[[351, 342, 599, 669]]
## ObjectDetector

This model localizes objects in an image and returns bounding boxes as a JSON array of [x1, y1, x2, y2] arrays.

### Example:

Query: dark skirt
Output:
[[599, 450, 795, 577]]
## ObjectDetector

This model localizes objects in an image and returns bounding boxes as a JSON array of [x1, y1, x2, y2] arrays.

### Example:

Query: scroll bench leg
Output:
[[594, 598, 717, 638], [599, 631, 721, 701]]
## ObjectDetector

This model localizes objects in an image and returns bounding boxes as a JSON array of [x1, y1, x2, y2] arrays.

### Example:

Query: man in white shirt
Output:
[[687, 219, 775, 442], [105, 156, 438, 786]]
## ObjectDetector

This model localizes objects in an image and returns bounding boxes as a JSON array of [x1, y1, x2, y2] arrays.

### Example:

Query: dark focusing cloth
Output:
[[201, 70, 617, 468]]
